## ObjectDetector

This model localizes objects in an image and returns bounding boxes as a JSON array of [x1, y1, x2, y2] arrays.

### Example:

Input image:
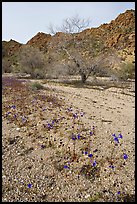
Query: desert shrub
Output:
[[2, 58, 12, 73], [31, 68, 46, 79], [118, 62, 135, 80], [30, 82, 44, 90], [18, 45, 46, 79]]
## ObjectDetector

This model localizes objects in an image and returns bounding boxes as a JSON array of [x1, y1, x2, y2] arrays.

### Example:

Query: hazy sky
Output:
[[2, 2, 135, 44]]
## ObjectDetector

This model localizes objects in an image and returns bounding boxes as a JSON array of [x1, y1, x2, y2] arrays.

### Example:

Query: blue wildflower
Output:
[[7, 112, 11, 115], [72, 134, 77, 140], [67, 107, 72, 111], [22, 116, 26, 122], [123, 153, 128, 160], [64, 165, 69, 169], [27, 184, 32, 188], [109, 165, 115, 169], [73, 113, 78, 119], [11, 105, 16, 109], [92, 160, 97, 167], [77, 134, 80, 139], [112, 132, 124, 144], [118, 133, 123, 139], [114, 137, 119, 143], [88, 154, 93, 158], [90, 131, 93, 136], [84, 151, 88, 155], [47, 123, 52, 129], [117, 191, 121, 195], [14, 114, 17, 118]]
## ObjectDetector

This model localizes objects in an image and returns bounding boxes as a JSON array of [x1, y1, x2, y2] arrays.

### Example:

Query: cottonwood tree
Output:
[[18, 45, 46, 79], [48, 14, 108, 83]]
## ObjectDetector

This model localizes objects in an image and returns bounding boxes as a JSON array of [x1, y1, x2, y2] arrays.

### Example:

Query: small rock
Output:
[[85, 194, 90, 199], [16, 127, 20, 131]]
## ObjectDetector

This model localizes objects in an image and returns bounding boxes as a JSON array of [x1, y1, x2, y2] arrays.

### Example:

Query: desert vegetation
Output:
[[2, 75, 135, 202], [2, 10, 135, 202], [2, 12, 135, 83]]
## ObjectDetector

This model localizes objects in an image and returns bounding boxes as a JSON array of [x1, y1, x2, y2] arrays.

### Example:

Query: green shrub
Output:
[[30, 82, 44, 90]]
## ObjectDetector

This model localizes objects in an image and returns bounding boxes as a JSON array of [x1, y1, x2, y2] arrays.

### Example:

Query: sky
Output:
[[2, 2, 135, 44]]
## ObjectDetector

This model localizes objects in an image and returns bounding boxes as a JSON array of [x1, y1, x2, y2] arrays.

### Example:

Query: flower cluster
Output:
[[71, 133, 81, 140], [112, 133, 123, 143]]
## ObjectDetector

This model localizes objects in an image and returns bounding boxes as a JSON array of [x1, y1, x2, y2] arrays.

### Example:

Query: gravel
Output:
[[2, 76, 135, 202]]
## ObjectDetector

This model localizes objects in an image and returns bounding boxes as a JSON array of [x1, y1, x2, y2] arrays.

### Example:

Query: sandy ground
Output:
[[2, 75, 135, 202]]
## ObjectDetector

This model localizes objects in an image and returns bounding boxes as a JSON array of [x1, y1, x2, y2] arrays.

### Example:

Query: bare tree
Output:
[[48, 15, 122, 83], [48, 14, 109, 83], [62, 49, 111, 83], [48, 14, 91, 34], [18, 45, 46, 79]]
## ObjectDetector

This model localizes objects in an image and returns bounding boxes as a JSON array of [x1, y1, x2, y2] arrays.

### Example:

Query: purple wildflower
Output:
[[67, 107, 72, 111], [118, 133, 123, 139], [88, 154, 93, 158], [114, 137, 119, 143], [84, 151, 88, 155], [6, 112, 11, 116], [11, 105, 16, 109], [64, 165, 69, 169], [77, 134, 80, 139], [22, 116, 26, 122], [72, 134, 77, 140], [109, 165, 115, 169], [92, 160, 97, 167], [14, 114, 17, 118], [112, 133, 123, 140], [73, 113, 78, 119], [41, 145, 46, 149], [27, 184, 32, 188], [90, 131, 93, 136], [47, 123, 52, 129], [112, 133, 116, 137], [123, 153, 128, 160]]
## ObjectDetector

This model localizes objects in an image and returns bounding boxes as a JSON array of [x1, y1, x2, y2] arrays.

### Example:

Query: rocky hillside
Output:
[[2, 9, 135, 74], [26, 32, 52, 51], [2, 39, 22, 57]]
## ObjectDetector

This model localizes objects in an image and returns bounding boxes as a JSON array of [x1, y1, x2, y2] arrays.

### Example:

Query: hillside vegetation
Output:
[[2, 9, 135, 81]]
